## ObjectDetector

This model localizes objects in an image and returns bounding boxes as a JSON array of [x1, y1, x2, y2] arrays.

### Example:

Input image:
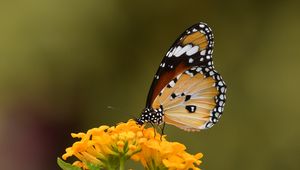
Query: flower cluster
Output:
[[59, 120, 203, 170]]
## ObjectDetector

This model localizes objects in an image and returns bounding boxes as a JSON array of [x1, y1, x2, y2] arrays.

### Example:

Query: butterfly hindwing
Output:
[[153, 66, 226, 131]]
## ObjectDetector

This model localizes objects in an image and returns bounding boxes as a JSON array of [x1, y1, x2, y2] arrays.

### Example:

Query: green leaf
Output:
[[57, 158, 82, 170], [86, 162, 101, 170]]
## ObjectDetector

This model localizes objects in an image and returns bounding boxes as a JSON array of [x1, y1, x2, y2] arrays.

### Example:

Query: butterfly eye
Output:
[[138, 22, 226, 132]]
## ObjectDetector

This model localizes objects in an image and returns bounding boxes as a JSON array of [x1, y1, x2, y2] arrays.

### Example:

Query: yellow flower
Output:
[[131, 127, 202, 170], [62, 120, 141, 169], [60, 120, 203, 170]]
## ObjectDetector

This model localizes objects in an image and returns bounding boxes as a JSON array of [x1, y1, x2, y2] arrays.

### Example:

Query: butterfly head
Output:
[[135, 117, 144, 125]]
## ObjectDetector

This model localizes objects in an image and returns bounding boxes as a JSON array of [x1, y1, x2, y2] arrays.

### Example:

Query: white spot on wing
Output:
[[169, 80, 176, 87], [200, 50, 206, 55], [186, 46, 199, 56], [166, 48, 172, 56], [196, 67, 202, 72], [167, 47, 176, 57], [218, 81, 224, 86], [174, 45, 192, 57], [221, 87, 225, 93], [173, 46, 182, 56], [185, 71, 194, 77]]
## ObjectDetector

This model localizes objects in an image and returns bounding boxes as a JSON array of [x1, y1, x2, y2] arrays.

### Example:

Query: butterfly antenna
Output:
[[106, 105, 117, 112], [106, 105, 140, 122]]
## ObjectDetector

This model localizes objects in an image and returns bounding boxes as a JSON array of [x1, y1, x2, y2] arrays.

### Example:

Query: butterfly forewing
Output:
[[146, 23, 214, 106]]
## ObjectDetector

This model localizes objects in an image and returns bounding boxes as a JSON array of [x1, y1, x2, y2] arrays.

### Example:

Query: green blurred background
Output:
[[0, 0, 299, 170]]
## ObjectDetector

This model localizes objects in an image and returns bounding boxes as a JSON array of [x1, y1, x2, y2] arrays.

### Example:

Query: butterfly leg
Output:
[[159, 122, 166, 140], [149, 122, 157, 138]]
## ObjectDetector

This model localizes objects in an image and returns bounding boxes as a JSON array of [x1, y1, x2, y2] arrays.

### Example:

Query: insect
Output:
[[136, 22, 227, 132]]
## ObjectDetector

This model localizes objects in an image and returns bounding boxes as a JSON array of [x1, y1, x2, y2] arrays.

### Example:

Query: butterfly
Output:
[[136, 22, 227, 132]]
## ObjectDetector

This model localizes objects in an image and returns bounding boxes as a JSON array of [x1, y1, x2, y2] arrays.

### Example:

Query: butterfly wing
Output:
[[146, 22, 214, 108], [157, 66, 226, 131], [146, 22, 226, 131]]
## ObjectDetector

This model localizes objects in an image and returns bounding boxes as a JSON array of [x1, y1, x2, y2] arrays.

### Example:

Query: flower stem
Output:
[[119, 157, 125, 170]]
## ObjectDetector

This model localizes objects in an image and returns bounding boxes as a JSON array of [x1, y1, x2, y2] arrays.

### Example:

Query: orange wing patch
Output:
[[182, 32, 208, 50]]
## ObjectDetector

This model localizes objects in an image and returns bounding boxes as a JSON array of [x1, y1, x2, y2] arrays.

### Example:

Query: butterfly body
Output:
[[137, 22, 226, 131], [137, 107, 164, 125]]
